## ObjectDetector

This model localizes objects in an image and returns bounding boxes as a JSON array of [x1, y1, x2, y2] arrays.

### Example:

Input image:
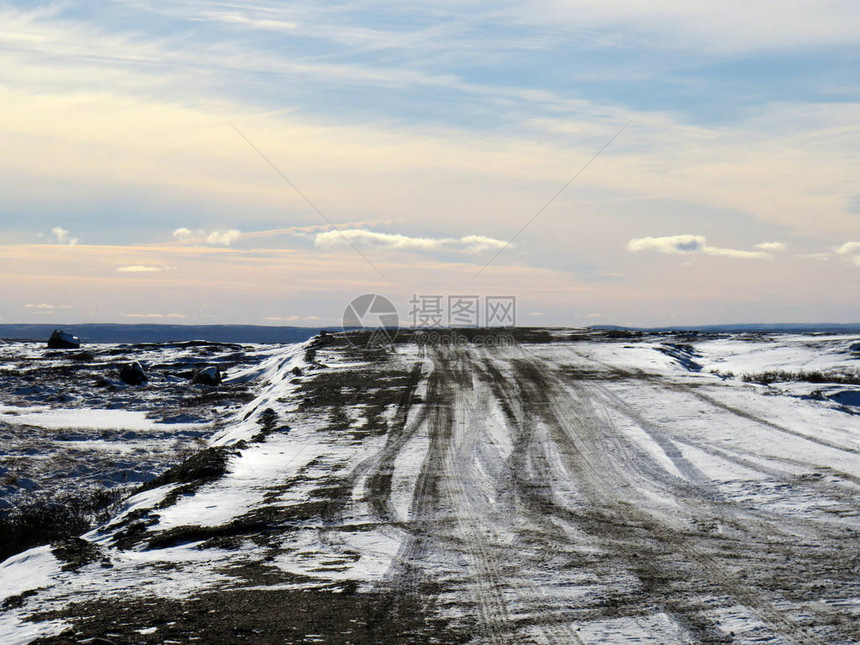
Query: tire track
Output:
[[375, 341, 857, 644], [594, 381, 860, 517], [512, 355, 840, 644], [383, 350, 517, 644]]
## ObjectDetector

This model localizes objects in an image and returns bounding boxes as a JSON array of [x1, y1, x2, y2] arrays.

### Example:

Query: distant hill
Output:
[[0, 324, 323, 344], [3, 323, 858, 345], [590, 323, 860, 334]]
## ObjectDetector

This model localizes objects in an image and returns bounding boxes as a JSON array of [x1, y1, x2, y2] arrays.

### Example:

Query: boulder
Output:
[[47, 330, 80, 349], [192, 366, 222, 386], [120, 362, 147, 386]]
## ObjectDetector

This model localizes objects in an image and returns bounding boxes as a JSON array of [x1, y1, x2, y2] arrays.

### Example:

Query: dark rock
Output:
[[47, 329, 80, 349], [119, 362, 147, 386], [291, 366, 303, 377], [192, 366, 222, 386], [258, 408, 278, 432], [16, 478, 40, 491]]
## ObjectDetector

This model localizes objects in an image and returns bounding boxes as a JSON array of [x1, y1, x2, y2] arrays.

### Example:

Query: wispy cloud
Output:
[[627, 235, 771, 259], [314, 229, 508, 253], [24, 303, 70, 315], [755, 242, 787, 252], [173, 228, 242, 246], [117, 265, 165, 273], [120, 312, 187, 319], [263, 315, 322, 322], [514, 0, 860, 53], [198, 11, 298, 33]]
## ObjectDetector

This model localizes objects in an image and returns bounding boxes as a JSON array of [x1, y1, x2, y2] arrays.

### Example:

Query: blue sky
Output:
[[1, 1, 858, 326]]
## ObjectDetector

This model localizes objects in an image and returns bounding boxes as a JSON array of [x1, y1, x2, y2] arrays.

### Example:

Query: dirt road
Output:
[[6, 333, 859, 644]]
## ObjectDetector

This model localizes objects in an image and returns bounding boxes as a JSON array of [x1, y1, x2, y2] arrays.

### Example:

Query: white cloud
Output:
[[206, 230, 242, 246], [240, 219, 401, 241], [121, 312, 187, 319], [836, 242, 860, 266], [50, 227, 77, 245], [755, 242, 787, 252], [117, 265, 163, 273], [704, 247, 772, 259], [628, 234, 706, 254], [173, 228, 242, 246], [627, 235, 771, 259], [314, 229, 508, 253]]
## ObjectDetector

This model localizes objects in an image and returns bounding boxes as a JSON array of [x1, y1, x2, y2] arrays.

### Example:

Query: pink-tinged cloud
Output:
[[117, 265, 164, 273]]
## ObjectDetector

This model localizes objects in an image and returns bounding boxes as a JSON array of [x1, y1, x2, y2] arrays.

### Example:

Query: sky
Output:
[[1, 0, 858, 327]]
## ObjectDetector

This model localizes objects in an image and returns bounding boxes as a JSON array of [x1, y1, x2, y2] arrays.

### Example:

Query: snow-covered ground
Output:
[[0, 330, 858, 644], [0, 340, 277, 513]]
